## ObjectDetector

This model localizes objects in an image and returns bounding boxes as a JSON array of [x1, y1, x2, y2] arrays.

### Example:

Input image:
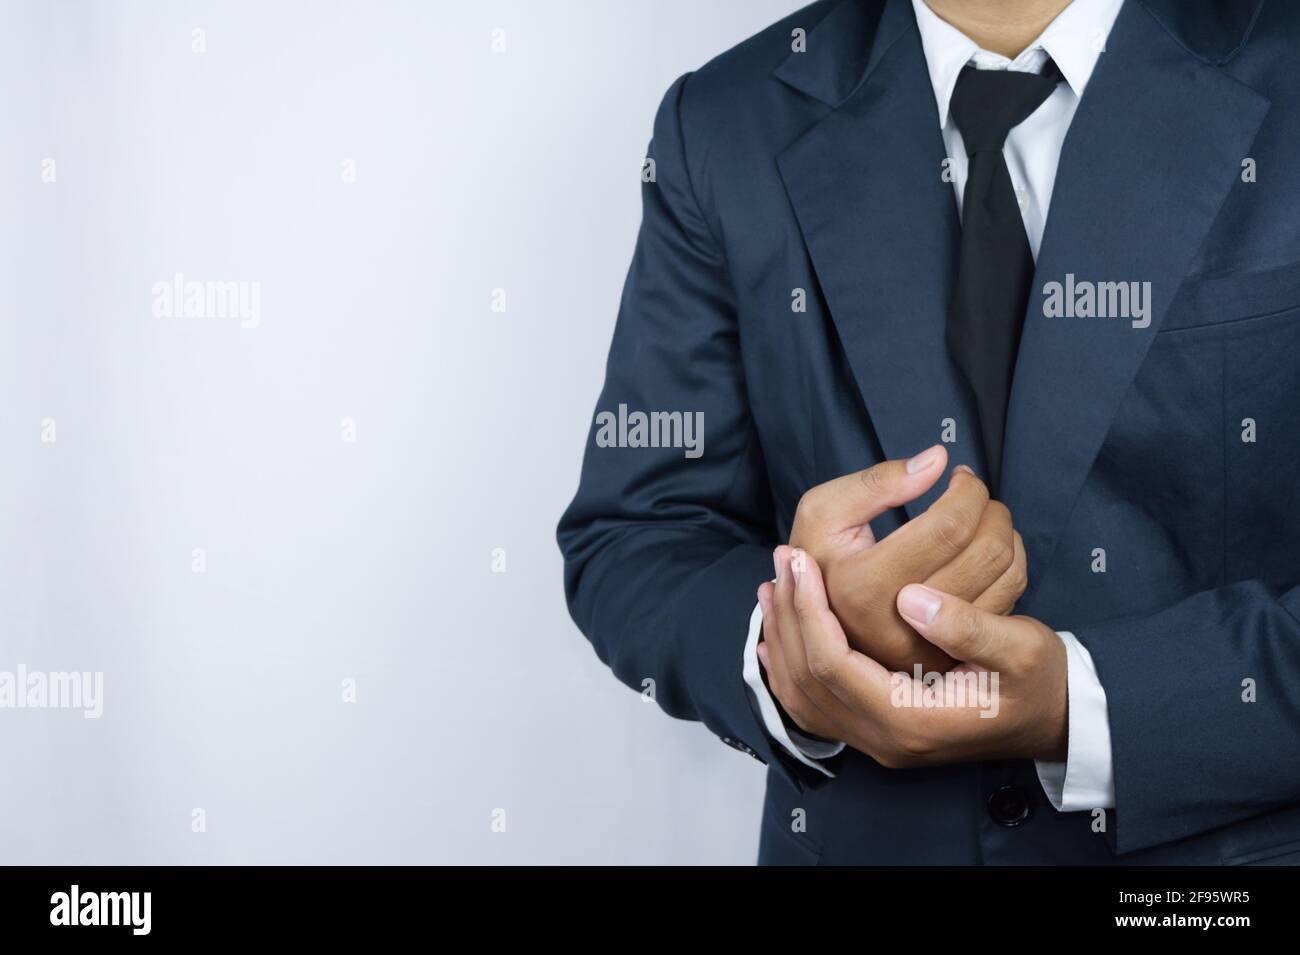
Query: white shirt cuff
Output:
[[742, 601, 844, 775], [1035, 630, 1116, 811]]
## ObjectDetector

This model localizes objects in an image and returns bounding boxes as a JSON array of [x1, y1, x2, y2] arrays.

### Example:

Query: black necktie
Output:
[[946, 61, 1061, 492]]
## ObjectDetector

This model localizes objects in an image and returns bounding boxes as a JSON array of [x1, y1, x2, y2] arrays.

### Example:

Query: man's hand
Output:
[[788, 446, 1027, 672], [757, 546, 1067, 767]]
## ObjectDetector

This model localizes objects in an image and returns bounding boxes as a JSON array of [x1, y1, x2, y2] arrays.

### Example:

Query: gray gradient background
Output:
[[1, 0, 806, 864]]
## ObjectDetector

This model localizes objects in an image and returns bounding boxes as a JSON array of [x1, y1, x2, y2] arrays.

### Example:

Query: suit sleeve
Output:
[[1075, 580, 1300, 854], [556, 73, 822, 787]]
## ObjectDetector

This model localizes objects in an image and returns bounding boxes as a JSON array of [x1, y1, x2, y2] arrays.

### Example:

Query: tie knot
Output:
[[950, 61, 1062, 154]]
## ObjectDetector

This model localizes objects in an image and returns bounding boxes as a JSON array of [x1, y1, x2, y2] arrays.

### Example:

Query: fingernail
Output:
[[898, 584, 942, 624], [790, 548, 805, 585], [773, 548, 784, 583], [906, 446, 941, 474], [954, 464, 975, 476]]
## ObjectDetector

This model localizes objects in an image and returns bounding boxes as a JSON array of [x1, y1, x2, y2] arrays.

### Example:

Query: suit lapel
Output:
[[776, 0, 983, 518], [1001, 0, 1270, 592]]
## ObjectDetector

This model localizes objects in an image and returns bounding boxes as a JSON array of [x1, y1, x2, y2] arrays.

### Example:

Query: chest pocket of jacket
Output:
[[1161, 261, 1300, 333]]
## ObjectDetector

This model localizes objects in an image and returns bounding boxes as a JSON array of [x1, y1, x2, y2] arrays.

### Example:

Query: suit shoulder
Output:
[[677, 0, 839, 119]]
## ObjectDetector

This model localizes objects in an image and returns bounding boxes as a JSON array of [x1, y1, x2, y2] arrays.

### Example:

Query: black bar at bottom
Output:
[[0, 865, 1290, 939]]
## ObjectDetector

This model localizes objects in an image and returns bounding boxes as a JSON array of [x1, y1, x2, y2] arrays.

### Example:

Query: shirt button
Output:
[[988, 785, 1031, 827]]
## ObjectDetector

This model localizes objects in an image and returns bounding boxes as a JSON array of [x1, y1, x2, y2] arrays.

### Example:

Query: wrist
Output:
[[1033, 631, 1069, 761]]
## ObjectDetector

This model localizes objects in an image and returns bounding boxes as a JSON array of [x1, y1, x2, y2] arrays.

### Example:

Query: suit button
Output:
[[988, 785, 1031, 827]]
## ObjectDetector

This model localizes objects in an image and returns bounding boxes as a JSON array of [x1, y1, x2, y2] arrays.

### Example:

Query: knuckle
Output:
[[1005, 640, 1039, 676], [795, 488, 823, 527], [807, 652, 839, 687], [966, 471, 991, 501], [788, 662, 813, 691], [873, 748, 905, 770], [1005, 563, 1029, 596], [932, 513, 973, 554], [956, 500, 984, 537], [986, 589, 1017, 615], [896, 728, 935, 762], [858, 464, 888, 498], [978, 535, 1013, 574], [874, 719, 931, 768], [986, 500, 1011, 525], [980, 595, 1009, 616]]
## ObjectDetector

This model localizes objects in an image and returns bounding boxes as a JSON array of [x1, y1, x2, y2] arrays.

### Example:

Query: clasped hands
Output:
[[757, 445, 1068, 769]]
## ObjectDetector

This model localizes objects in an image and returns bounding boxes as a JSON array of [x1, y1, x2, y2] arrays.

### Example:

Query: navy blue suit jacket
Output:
[[558, 0, 1300, 864]]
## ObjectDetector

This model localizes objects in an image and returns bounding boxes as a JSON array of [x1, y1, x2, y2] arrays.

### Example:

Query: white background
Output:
[[0, 0, 806, 863]]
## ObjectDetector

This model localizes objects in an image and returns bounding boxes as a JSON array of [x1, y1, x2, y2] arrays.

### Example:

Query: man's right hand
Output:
[[787, 446, 1027, 673]]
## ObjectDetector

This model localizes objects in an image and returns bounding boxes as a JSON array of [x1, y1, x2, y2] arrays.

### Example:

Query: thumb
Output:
[[803, 445, 948, 532], [895, 583, 1022, 669]]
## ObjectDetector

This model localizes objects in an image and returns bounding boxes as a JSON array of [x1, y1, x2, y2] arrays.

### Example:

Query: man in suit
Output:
[[558, 0, 1300, 864]]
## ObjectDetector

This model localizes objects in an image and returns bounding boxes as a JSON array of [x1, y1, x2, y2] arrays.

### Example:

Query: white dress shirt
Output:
[[742, 0, 1124, 810]]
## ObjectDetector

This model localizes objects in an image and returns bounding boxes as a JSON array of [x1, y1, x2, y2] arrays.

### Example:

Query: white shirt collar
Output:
[[910, 0, 1126, 128]]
